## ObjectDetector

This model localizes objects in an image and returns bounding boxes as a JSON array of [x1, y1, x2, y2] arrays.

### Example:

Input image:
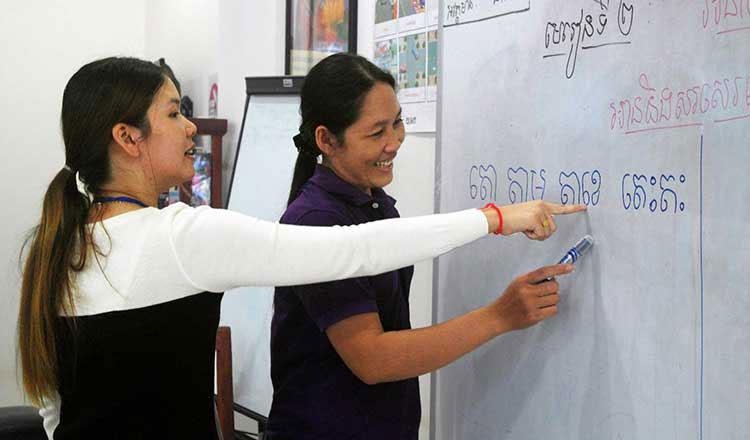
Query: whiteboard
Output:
[[220, 91, 301, 418], [434, 1, 749, 439]]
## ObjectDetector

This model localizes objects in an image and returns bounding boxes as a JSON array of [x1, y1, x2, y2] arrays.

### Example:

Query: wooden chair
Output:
[[215, 326, 268, 440], [215, 326, 235, 439]]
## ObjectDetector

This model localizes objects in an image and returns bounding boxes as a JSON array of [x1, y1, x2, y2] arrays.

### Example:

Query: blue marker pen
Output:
[[537, 235, 594, 283], [556, 235, 594, 264]]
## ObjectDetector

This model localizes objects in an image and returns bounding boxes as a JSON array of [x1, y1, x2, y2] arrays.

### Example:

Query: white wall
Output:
[[144, 0, 219, 117], [0, 0, 146, 406]]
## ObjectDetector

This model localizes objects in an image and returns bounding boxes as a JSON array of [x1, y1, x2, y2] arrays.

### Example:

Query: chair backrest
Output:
[[215, 326, 235, 439], [0, 406, 46, 440]]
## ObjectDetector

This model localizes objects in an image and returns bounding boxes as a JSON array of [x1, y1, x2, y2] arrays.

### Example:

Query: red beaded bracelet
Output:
[[483, 203, 503, 235]]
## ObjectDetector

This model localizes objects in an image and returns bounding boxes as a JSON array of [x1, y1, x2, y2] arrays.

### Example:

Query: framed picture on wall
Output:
[[285, 0, 358, 75]]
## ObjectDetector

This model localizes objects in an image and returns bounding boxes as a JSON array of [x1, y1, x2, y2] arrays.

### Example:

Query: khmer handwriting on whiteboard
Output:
[[468, 164, 688, 214]]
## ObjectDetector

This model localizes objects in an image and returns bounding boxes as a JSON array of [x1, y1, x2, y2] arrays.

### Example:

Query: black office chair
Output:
[[0, 406, 46, 440]]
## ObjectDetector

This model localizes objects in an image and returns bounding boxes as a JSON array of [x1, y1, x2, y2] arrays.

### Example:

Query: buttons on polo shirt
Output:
[[372, 202, 379, 209]]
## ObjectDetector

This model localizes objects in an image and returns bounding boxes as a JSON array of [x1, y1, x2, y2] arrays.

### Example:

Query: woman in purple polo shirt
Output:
[[267, 53, 586, 439]]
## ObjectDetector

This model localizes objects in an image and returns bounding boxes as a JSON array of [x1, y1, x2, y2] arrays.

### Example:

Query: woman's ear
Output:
[[314, 125, 339, 157], [111, 123, 144, 158]]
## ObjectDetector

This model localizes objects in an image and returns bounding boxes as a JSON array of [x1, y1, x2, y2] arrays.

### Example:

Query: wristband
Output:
[[483, 203, 503, 235]]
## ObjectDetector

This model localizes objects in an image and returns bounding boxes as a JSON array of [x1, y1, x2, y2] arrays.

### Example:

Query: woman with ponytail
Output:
[[18, 56, 579, 439], [267, 53, 586, 439]]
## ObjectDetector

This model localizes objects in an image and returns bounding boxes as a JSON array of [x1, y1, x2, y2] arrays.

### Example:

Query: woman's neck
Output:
[[99, 163, 163, 208], [320, 162, 373, 196], [86, 187, 158, 223]]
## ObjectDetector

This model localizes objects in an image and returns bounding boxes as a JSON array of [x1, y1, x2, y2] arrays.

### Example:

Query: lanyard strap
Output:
[[92, 196, 149, 208]]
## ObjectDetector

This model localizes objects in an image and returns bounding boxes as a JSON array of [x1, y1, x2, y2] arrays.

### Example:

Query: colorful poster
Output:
[[427, 29, 438, 100], [398, 0, 426, 32], [375, 0, 398, 36], [374, 38, 399, 79], [375, 0, 397, 23], [400, 0, 425, 16], [372, 0, 438, 132], [398, 32, 427, 103]]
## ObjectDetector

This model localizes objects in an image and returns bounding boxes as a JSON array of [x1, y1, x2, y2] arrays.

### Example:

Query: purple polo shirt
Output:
[[266, 165, 419, 440]]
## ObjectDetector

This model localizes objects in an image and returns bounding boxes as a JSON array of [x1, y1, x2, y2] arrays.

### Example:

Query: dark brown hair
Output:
[[18, 57, 166, 405]]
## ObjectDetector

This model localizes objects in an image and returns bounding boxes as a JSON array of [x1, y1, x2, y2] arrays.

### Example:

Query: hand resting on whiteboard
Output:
[[498, 200, 587, 240], [491, 264, 575, 332]]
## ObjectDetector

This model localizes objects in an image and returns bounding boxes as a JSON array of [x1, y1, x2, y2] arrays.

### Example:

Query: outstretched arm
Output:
[[326, 264, 574, 385], [172, 206, 488, 292]]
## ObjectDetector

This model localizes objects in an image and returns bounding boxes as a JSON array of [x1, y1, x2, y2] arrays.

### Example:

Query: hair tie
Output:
[[293, 133, 305, 152], [74, 171, 94, 203], [293, 133, 321, 158]]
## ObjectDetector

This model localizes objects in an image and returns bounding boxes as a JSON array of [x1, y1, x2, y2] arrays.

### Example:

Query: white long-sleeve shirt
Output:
[[41, 203, 488, 438]]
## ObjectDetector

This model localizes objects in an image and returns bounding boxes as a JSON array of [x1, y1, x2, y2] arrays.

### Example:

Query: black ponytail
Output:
[[287, 133, 321, 205]]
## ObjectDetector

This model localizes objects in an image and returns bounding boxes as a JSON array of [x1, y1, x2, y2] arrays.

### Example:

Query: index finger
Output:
[[546, 203, 587, 215], [526, 264, 575, 284]]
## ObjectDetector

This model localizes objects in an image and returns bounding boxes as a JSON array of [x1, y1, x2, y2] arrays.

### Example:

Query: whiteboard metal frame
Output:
[[222, 75, 304, 427], [226, 76, 305, 207], [429, 2, 445, 439]]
